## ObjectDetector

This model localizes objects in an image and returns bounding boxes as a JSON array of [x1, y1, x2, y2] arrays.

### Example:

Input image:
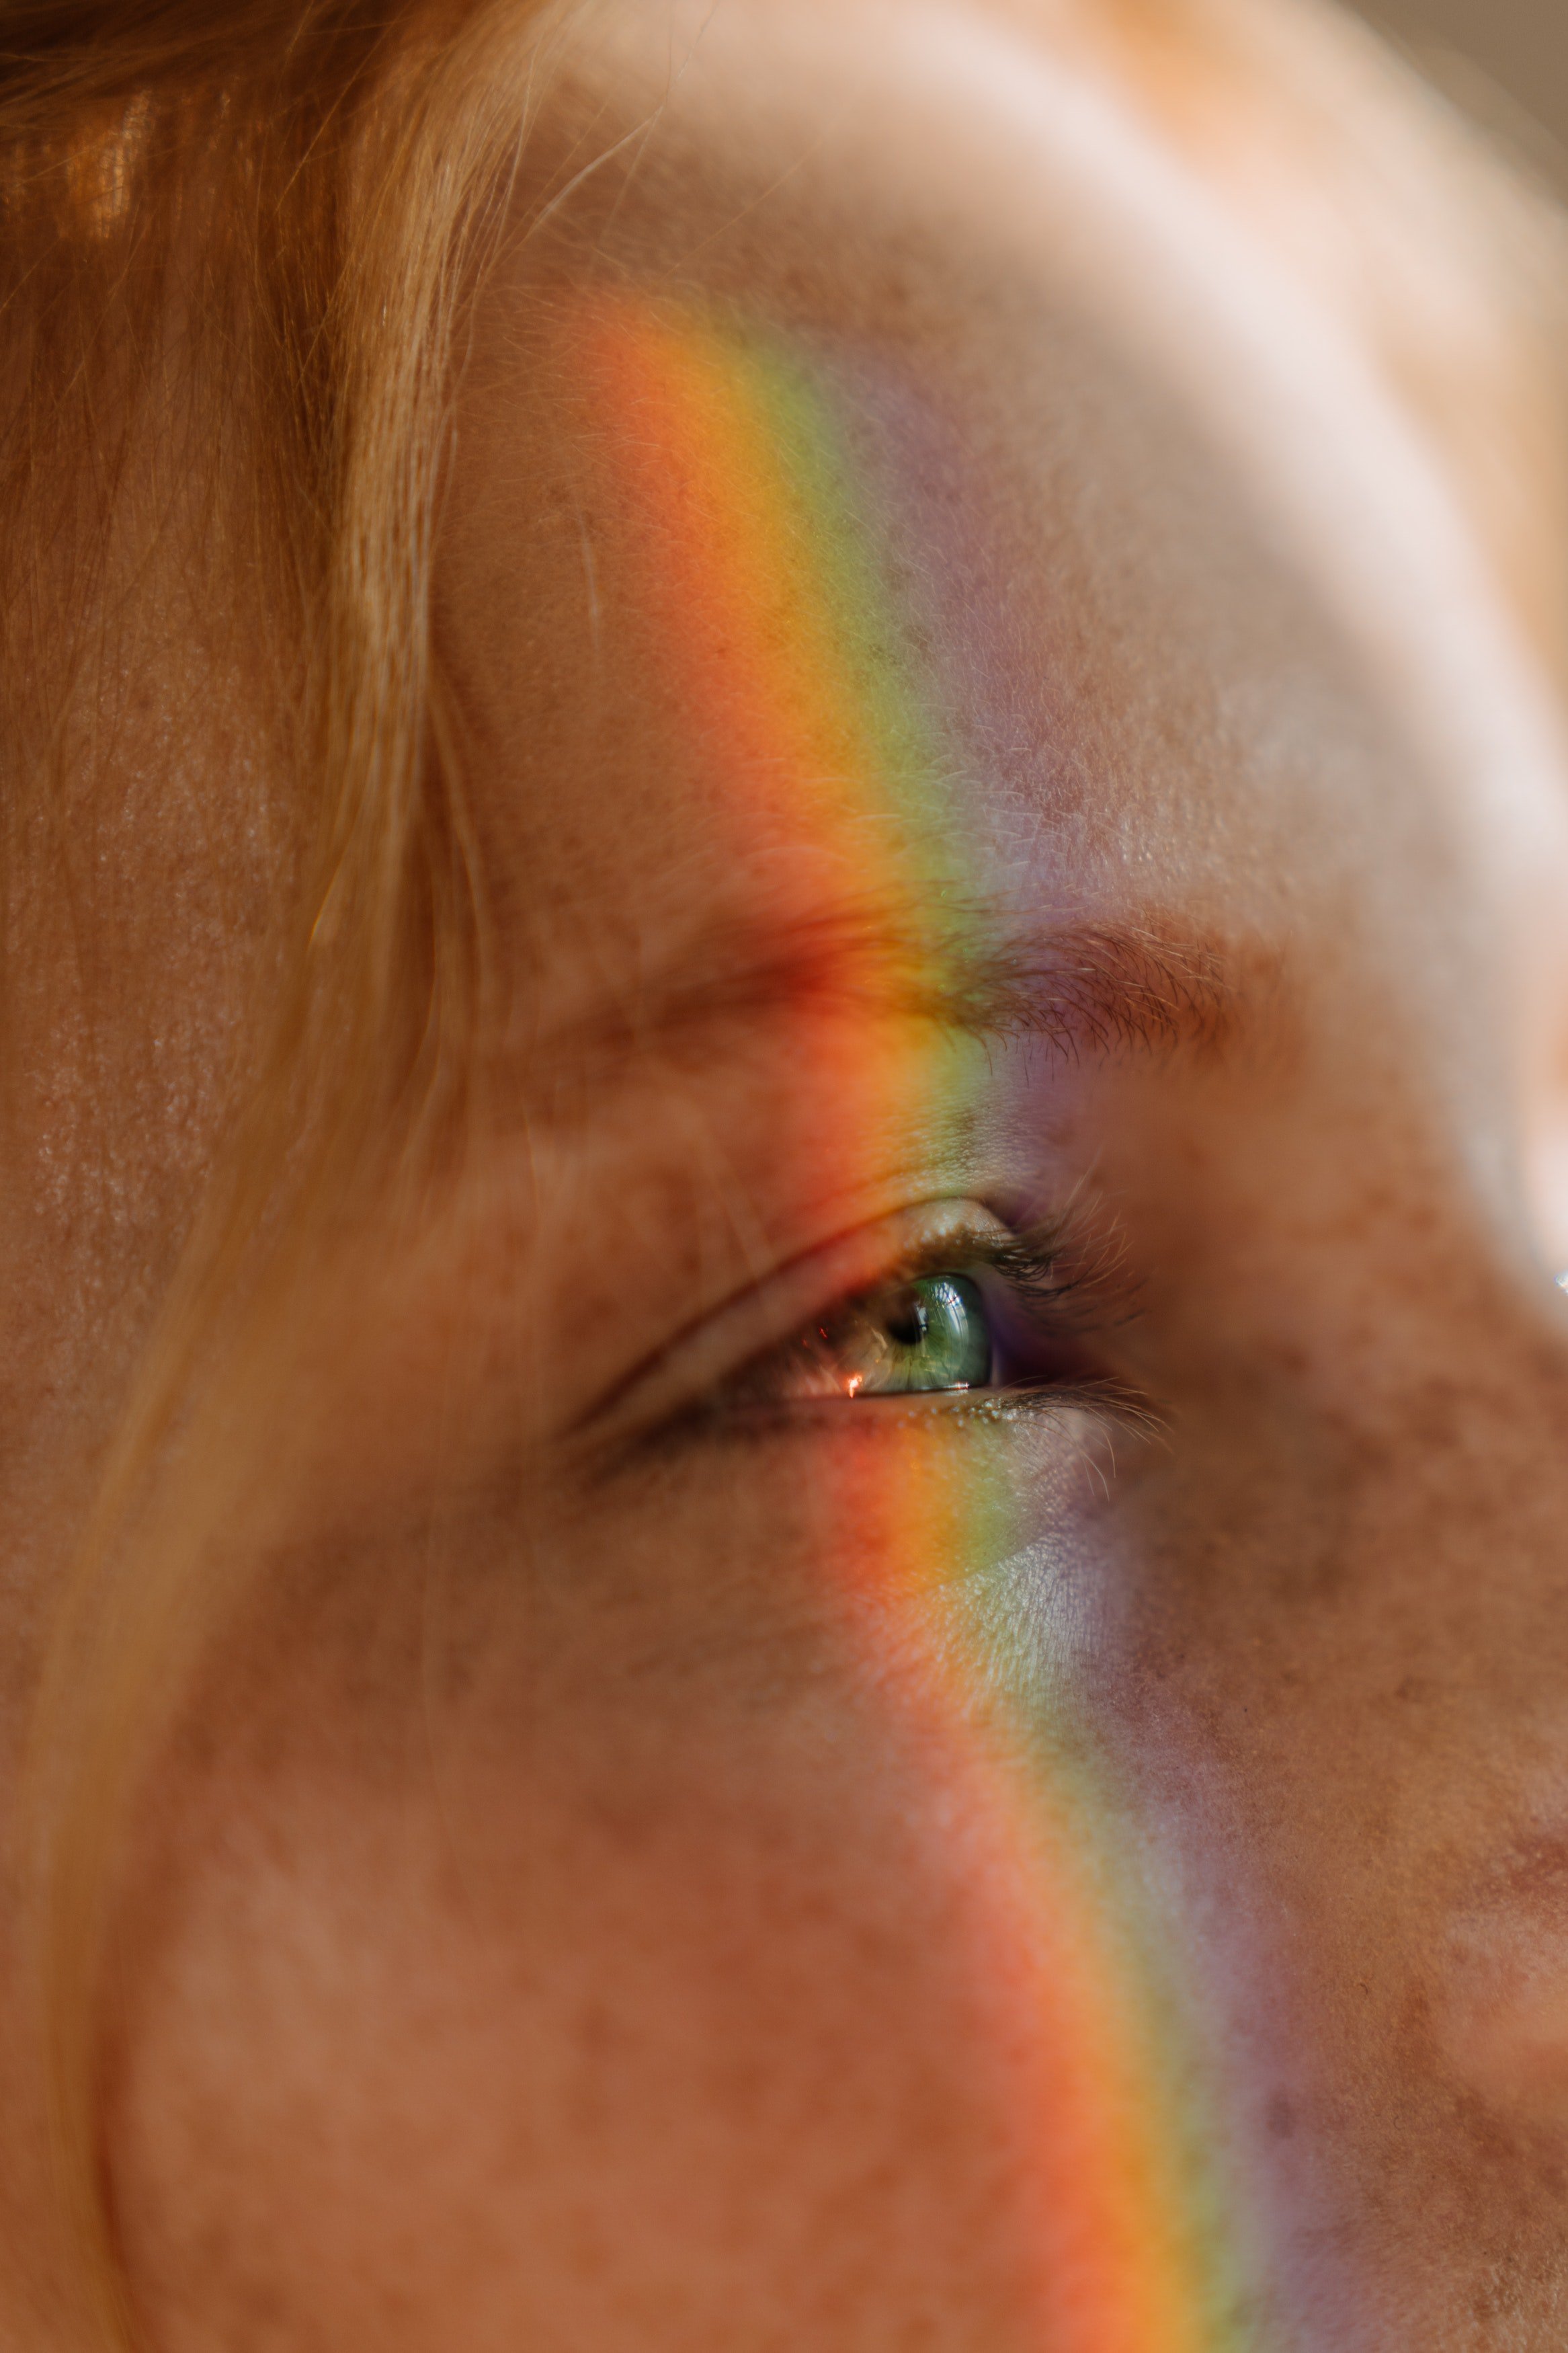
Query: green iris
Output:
[[833, 1272, 992, 1396]]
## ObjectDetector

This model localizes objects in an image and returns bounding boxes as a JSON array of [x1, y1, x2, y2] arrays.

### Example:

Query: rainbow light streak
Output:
[[572, 292, 1239, 2353]]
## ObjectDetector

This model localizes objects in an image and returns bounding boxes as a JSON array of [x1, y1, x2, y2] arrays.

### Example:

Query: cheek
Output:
[[108, 1635, 1064, 2353]]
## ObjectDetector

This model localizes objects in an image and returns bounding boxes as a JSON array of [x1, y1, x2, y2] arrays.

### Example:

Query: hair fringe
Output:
[[3, 4, 560, 2341]]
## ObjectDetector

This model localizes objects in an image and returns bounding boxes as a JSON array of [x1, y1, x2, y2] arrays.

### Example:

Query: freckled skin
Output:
[[6, 3, 1568, 2349]]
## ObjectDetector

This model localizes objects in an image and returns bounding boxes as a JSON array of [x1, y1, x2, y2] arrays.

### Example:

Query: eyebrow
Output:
[[538, 895, 1244, 1074]]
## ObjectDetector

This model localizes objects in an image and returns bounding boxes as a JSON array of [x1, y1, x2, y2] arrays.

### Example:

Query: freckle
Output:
[[1264, 2089, 1295, 2140]]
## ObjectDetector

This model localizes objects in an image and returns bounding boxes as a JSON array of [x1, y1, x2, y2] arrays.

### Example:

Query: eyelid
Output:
[[582, 1199, 1026, 1447]]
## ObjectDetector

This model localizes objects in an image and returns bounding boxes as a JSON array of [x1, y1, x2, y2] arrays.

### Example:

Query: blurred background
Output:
[[1348, 0, 1568, 180]]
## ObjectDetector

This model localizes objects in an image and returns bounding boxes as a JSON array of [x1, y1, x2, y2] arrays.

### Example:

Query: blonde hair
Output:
[[1, 0, 1562, 2340]]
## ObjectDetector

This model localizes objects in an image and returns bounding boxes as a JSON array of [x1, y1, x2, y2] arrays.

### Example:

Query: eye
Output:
[[740, 1271, 993, 1402], [583, 1197, 1134, 1454]]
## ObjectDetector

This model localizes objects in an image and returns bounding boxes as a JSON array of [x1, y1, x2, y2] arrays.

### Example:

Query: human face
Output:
[[63, 2, 1568, 2348]]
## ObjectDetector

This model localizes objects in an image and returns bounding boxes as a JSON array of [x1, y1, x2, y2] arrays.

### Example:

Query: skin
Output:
[[7, 1, 1568, 2346]]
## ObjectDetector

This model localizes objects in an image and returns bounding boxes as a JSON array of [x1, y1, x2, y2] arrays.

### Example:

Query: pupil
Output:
[[884, 1292, 930, 1349]]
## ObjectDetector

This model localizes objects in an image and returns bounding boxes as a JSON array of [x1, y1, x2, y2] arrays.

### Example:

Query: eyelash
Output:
[[968, 1220, 1087, 1322], [705, 1218, 1142, 1435], [575, 1198, 1151, 1474]]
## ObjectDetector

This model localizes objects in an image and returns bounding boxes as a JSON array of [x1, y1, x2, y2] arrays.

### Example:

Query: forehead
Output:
[[434, 0, 1568, 1076], [425, 0, 1568, 1252]]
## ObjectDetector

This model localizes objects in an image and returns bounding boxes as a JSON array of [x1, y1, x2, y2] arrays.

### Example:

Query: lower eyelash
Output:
[[583, 1200, 1142, 1472], [672, 1376, 1164, 1457], [987, 1375, 1165, 1440]]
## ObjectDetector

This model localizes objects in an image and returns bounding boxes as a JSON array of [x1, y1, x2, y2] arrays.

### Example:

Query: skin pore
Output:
[[8, 0, 1568, 2346]]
